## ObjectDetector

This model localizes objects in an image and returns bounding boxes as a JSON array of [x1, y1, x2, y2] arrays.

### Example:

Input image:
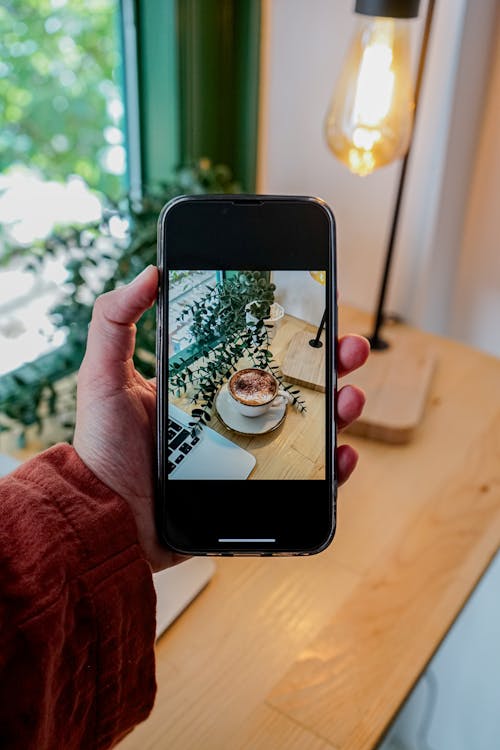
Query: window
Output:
[[169, 271, 219, 356], [0, 0, 262, 441], [0, 0, 126, 373], [0, 0, 126, 229]]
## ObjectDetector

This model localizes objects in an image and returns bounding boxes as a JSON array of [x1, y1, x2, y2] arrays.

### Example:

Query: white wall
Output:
[[272, 271, 324, 327], [258, 0, 499, 355], [391, 0, 499, 349], [450, 11, 500, 358]]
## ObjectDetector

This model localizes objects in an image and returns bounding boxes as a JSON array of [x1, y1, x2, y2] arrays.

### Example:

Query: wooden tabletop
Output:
[[115, 303, 500, 750], [171, 312, 327, 481]]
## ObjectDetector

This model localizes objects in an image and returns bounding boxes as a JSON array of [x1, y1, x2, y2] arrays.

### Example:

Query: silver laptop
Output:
[[168, 402, 256, 480]]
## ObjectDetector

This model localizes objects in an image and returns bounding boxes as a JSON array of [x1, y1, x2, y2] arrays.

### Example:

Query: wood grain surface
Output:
[[281, 329, 327, 392], [342, 322, 437, 443], [172, 313, 327, 481], [27, 303, 493, 750]]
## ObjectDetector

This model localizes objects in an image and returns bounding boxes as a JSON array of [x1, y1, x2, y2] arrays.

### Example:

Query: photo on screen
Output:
[[167, 270, 326, 481]]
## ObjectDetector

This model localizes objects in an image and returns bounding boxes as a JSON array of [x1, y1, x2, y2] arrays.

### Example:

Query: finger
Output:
[[337, 444, 359, 486], [338, 334, 370, 378], [336, 384, 366, 430], [83, 265, 158, 373]]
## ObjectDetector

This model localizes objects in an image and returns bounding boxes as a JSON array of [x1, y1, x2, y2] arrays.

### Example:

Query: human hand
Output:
[[73, 266, 369, 572], [73, 265, 176, 573], [336, 333, 370, 485]]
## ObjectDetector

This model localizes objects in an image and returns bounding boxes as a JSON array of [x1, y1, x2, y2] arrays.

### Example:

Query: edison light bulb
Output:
[[325, 15, 415, 176], [309, 270, 326, 285]]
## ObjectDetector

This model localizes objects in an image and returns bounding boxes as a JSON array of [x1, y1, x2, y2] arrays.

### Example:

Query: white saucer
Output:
[[215, 383, 287, 436]]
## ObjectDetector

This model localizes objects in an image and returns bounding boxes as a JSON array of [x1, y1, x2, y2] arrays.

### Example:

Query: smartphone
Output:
[[156, 194, 337, 556]]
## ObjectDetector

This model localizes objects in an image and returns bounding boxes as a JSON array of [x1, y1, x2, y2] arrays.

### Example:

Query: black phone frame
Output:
[[156, 194, 338, 557]]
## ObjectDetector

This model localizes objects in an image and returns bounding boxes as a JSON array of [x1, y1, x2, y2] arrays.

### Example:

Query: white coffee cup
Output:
[[228, 368, 290, 417]]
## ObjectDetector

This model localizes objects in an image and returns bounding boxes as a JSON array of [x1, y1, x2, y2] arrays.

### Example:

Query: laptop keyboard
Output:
[[168, 417, 200, 475]]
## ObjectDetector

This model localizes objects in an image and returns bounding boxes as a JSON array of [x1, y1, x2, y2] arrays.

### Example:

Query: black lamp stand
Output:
[[305, 0, 436, 352], [309, 310, 326, 349], [367, 0, 436, 350], [282, 0, 439, 433]]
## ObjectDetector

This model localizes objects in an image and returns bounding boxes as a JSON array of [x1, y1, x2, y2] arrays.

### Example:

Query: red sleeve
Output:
[[0, 443, 157, 750]]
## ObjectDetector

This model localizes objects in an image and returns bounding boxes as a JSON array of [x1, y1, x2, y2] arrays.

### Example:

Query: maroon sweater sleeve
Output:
[[0, 443, 157, 750]]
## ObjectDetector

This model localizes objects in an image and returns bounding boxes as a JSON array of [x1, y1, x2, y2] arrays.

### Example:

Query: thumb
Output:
[[82, 265, 158, 375]]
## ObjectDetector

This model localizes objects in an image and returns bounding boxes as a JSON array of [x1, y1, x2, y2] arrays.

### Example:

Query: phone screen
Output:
[[156, 195, 337, 556]]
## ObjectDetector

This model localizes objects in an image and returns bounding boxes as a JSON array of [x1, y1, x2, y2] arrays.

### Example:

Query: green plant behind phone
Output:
[[168, 271, 305, 430]]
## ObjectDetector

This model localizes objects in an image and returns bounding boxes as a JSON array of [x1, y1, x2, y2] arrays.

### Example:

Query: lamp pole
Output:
[[367, 0, 436, 349], [309, 310, 326, 348]]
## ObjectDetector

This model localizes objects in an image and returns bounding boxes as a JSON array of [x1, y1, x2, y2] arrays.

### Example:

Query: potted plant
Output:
[[245, 299, 285, 341], [0, 159, 241, 444]]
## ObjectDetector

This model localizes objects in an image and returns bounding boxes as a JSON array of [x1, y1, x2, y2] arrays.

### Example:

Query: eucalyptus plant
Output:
[[0, 159, 240, 443], [169, 271, 306, 430]]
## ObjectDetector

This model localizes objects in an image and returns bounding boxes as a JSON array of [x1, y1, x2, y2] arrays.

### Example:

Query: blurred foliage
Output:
[[0, 0, 124, 200], [0, 1, 253, 446], [0, 159, 241, 445]]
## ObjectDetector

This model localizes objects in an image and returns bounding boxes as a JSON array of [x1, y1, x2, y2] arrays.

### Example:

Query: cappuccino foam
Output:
[[229, 369, 277, 406]]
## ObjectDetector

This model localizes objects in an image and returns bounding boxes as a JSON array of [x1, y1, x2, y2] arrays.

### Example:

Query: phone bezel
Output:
[[156, 194, 338, 557]]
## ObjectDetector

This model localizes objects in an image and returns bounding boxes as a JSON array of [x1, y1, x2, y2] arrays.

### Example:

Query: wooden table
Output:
[[112, 304, 499, 749]]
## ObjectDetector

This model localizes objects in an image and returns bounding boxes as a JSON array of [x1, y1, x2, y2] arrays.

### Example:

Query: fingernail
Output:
[[128, 265, 154, 286]]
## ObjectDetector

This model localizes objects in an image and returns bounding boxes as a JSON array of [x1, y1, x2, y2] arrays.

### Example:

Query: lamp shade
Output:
[[355, 0, 421, 18]]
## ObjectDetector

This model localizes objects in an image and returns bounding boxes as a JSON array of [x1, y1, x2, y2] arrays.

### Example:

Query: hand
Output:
[[74, 265, 174, 573], [73, 266, 369, 572], [336, 334, 370, 485]]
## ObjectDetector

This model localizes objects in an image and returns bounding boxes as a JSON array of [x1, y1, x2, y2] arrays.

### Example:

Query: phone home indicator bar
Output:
[[218, 538, 276, 543]]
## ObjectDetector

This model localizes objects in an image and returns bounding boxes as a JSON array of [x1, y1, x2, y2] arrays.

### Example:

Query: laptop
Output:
[[168, 402, 256, 480]]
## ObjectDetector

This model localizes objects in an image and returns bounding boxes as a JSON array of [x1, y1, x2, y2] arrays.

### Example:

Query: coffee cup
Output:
[[228, 367, 290, 417]]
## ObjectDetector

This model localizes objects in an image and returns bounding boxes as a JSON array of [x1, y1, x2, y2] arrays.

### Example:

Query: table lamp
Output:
[[281, 271, 327, 392], [324, 0, 438, 443]]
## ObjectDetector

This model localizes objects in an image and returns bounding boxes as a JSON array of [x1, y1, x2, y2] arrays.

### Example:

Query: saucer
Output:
[[215, 383, 287, 436]]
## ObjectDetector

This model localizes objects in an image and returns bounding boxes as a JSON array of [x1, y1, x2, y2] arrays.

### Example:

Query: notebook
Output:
[[153, 556, 217, 638], [168, 402, 256, 480]]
